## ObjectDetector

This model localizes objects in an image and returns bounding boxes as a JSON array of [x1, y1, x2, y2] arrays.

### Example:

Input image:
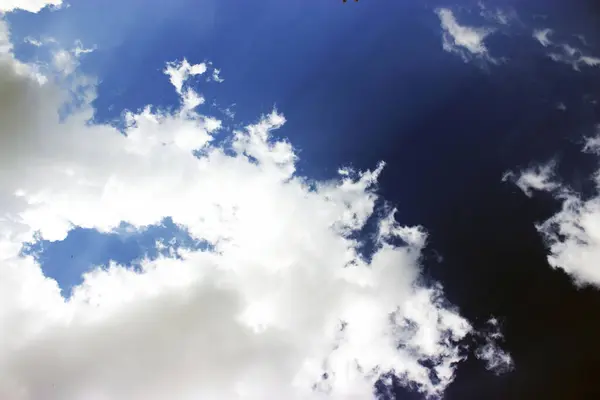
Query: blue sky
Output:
[[12, 0, 597, 289], [2, 0, 600, 399], [8, 0, 466, 291]]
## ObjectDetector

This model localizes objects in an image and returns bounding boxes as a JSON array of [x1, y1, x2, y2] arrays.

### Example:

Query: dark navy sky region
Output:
[[7, 0, 600, 399]]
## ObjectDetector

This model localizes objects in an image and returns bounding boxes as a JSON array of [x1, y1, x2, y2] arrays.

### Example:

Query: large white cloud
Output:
[[508, 130, 600, 288], [0, 18, 510, 400]]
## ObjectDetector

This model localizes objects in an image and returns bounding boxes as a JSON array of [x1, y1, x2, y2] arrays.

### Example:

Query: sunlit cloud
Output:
[[435, 8, 497, 63], [509, 128, 600, 288], [0, 11, 511, 400], [0, 0, 62, 13]]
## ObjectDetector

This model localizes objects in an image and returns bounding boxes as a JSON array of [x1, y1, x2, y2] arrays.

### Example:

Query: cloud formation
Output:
[[436, 6, 600, 70], [532, 28, 600, 70], [478, 2, 517, 26], [509, 131, 600, 288], [475, 318, 514, 375], [0, 17, 510, 400], [533, 28, 553, 47], [502, 163, 559, 197], [0, 0, 62, 13], [435, 8, 496, 63], [52, 41, 95, 76]]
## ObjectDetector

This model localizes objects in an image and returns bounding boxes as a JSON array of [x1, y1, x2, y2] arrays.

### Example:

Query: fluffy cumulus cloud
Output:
[[435, 8, 496, 63], [0, 0, 62, 13], [0, 16, 510, 400], [509, 131, 600, 288]]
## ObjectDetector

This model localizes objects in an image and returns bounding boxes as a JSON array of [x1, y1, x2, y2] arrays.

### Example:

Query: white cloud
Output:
[[73, 40, 95, 57], [533, 134, 600, 288], [579, 55, 600, 67], [23, 36, 58, 50], [164, 59, 208, 110], [0, 0, 62, 13], [583, 133, 600, 154], [488, 9, 510, 25], [548, 47, 600, 70], [435, 8, 496, 63], [537, 193, 600, 288], [211, 67, 225, 83], [478, 2, 517, 26], [0, 19, 510, 400], [502, 163, 559, 197], [532, 29, 600, 70], [24, 36, 43, 47], [46, 41, 94, 77], [533, 28, 553, 47], [510, 130, 600, 288], [52, 49, 77, 75], [475, 318, 514, 375], [205, 61, 225, 83], [574, 34, 589, 47], [164, 58, 207, 94], [20, 35, 94, 77]]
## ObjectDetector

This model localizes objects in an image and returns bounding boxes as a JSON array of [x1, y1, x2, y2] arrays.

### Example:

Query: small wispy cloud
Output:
[[533, 28, 553, 47], [574, 34, 589, 47], [51, 40, 95, 76], [533, 28, 600, 70], [475, 318, 514, 375], [24, 36, 43, 47], [211, 68, 224, 83], [502, 162, 559, 197], [435, 8, 497, 63], [478, 2, 518, 26]]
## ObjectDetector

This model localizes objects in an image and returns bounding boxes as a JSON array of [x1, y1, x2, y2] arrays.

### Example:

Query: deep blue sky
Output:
[[8, 0, 600, 398]]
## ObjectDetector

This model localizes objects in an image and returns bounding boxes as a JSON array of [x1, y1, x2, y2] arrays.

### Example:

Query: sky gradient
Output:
[[1, 1, 600, 399]]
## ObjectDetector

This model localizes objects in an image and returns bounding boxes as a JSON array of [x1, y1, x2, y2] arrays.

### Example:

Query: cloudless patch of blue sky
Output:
[[21, 218, 206, 297]]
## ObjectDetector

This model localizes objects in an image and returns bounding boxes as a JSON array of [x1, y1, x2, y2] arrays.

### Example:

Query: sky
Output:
[[1, 0, 600, 399]]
